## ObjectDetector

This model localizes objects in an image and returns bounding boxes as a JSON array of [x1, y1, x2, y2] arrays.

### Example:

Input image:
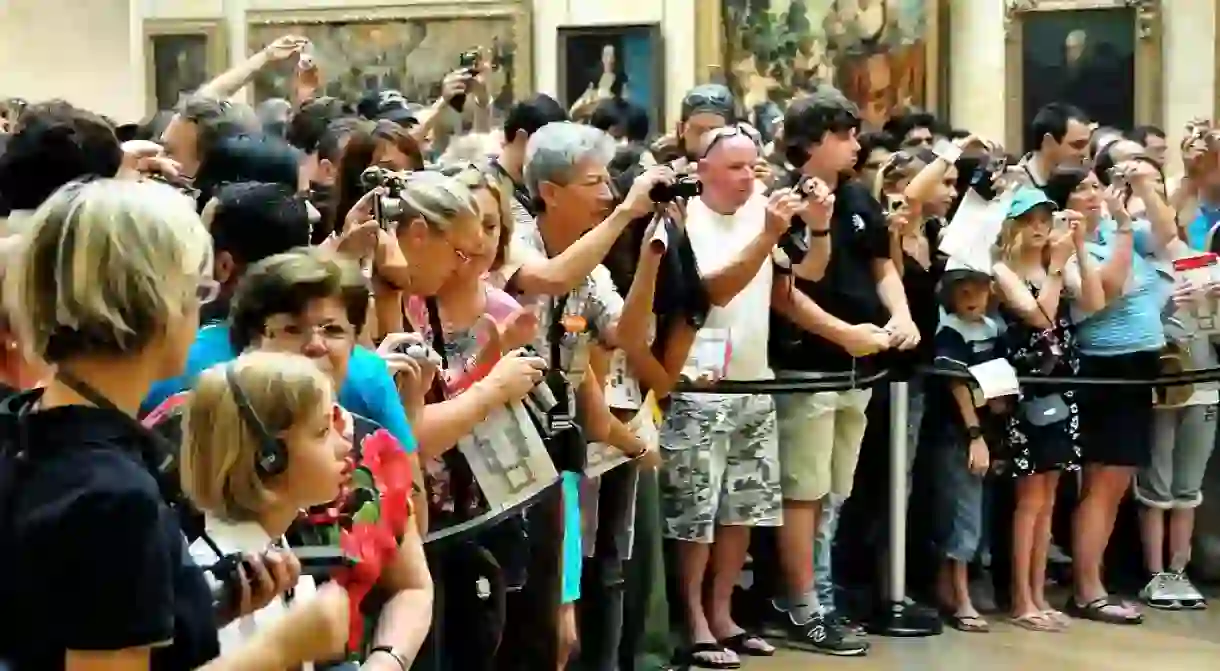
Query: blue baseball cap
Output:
[[1007, 186, 1057, 219]]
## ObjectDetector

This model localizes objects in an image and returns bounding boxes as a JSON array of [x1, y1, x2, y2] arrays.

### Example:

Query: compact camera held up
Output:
[[360, 166, 410, 228]]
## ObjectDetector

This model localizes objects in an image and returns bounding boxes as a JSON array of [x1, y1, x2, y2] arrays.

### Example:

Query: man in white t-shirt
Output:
[[658, 126, 817, 667]]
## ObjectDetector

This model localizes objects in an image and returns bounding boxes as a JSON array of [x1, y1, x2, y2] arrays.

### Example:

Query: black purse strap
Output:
[[424, 296, 449, 368]]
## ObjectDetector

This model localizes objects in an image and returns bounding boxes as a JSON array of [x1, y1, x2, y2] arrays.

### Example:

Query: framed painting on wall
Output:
[[144, 20, 228, 114], [246, 1, 531, 128], [557, 24, 665, 135], [696, 0, 947, 134], [1004, 0, 1162, 153]]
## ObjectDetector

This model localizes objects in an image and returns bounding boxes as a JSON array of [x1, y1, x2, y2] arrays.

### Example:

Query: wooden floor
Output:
[[751, 607, 1220, 670]]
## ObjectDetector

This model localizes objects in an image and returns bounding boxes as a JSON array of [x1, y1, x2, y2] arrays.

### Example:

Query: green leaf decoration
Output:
[[351, 466, 376, 491], [353, 501, 380, 525]]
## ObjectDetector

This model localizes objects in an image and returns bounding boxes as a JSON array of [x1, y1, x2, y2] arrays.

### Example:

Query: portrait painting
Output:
[[717, 0, 944, 132], [1004, 0, 1162, 152], [558, 25, 664, 133], [144, 21, 226, 113], [247, 4, 529, 126]]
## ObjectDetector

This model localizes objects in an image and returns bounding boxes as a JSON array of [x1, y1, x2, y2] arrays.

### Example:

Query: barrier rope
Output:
[[673, 364, 1220, 394]]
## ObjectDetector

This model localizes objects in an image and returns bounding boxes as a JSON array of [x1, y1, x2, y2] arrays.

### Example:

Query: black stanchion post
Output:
[[871, 380, 941, 637]]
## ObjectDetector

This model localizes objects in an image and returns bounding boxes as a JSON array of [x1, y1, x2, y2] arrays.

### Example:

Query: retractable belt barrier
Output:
[[672, 364, 1220, 395]]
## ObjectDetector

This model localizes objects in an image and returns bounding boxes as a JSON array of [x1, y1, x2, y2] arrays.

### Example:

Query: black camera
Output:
[[649, 176, 702, 203], [360, 166, 409, 225], [205, 552, 258, 612], [451, 49, 480, 113]]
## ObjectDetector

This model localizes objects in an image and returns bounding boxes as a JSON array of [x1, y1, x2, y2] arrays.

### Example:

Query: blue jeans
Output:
[[813, 495, 843, 611]]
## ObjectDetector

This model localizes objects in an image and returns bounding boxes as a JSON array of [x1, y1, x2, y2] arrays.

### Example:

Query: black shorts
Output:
[[1078, 350, 1159, 468]]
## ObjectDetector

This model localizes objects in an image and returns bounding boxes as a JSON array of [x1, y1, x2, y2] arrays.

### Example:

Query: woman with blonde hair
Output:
[[992, 186, 1103, 631], [0, 179, 349, 670]]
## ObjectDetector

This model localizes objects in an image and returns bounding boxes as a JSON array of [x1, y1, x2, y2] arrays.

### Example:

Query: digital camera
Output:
[[649, 176, 702, 203], [360, 166, 409, 225]]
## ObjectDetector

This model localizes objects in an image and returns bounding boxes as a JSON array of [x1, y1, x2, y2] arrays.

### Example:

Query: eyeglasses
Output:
[[263, 321, 355, 346]]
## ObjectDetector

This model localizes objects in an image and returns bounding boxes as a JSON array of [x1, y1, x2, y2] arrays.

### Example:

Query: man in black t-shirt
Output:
[[766, 87, 920, 655]]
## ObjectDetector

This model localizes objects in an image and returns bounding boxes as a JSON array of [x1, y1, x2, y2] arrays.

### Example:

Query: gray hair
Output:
[[523, 122, 616, 200], [395, 170, 478, 233], [5, 179, 211, 363]]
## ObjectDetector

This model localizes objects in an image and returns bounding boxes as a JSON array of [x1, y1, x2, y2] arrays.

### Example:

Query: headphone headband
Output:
[[223, 362, 287, 477]]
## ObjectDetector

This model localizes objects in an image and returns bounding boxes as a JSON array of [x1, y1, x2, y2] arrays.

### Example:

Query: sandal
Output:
[[677, 642, 741, 669], [1065, 596, 1143, 625], [944, 612, 990, 633], [718, 631, 776, 657], [1041, 609, 1071, 629], [1011, 611, 1061, 632]]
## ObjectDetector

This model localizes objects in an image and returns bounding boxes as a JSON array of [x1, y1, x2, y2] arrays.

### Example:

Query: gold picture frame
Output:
[[144, 20, 228, 114], [245, 0, 531, 121], [1003, 0, 1163, 152], [693, 0, 948, 128]]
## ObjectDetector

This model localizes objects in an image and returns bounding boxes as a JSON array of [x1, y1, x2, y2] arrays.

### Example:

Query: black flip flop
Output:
[[677, 642, 741, 669], [718, 631, 776, 657], [1065, 596, 1143, 625]]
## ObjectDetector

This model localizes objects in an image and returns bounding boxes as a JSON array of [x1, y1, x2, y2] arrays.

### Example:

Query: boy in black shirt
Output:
[[767, 87, 919, 655]]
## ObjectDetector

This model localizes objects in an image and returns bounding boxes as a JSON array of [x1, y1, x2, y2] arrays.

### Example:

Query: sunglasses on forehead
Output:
[[700, 125, 746, 159]]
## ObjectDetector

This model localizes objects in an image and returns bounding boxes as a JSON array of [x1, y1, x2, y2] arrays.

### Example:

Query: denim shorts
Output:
[[933, 435, 985, 562]]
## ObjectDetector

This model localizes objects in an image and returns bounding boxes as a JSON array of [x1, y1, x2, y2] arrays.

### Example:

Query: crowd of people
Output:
[[0, 32, 1218, 671]]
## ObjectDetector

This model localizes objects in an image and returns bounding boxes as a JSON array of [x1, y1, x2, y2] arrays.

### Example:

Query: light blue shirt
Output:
[[141, 324, 418, 452], [1076, 218, 1170, 356], [1185, 203, 1220, 251]]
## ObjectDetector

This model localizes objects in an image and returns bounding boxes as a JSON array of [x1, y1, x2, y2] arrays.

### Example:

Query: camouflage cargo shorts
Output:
[[658, 393, 783, 543]]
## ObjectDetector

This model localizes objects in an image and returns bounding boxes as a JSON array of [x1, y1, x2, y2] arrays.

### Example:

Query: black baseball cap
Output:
[[681, 84, 735, 122]]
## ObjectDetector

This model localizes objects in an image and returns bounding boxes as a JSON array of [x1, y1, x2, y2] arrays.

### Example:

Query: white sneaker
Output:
[[1140, 573, 1179, 609], [1167, 571, 1207, 610]]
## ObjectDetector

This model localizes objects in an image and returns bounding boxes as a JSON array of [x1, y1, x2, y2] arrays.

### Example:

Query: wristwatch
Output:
[[808, 227, 831, 238], [369, 646, 410, 671], [966, 425, 983, 441]]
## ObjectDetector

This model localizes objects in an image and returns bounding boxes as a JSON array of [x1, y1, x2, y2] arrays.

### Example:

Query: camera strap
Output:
[[548, 294, 573, 432], [424, 297, 450, 369], [491, 160, 535, 217]]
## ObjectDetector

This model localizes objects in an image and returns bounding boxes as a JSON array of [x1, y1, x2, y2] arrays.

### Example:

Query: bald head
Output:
[[698, 128, 758, 164]]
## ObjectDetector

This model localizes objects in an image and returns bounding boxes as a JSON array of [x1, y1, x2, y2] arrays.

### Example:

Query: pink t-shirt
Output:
[[406, 285, 521, 395]]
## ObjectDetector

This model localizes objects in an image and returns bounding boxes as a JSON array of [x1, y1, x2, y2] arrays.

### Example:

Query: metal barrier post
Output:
[[887, 379, 908, 603], [870, 380, 941, 637]]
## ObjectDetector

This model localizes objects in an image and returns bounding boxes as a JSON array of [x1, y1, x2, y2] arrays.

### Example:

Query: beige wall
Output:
[[0, 0, 144, 122], [1, 0, 1215, 134]]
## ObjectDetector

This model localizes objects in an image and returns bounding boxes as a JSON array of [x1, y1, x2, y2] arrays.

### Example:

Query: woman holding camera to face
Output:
[[145, 247, 434, 668], [0, 180, 348, 671], [1040, 157, 1177, 625]]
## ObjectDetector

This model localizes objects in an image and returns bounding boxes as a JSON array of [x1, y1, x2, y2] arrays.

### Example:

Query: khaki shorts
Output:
[[776, 389, 873, 502]]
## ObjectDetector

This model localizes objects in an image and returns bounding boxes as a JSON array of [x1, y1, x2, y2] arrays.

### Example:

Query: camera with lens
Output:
[[204, 552, 258, 612], [649, 176, 702, 203], [360, 166, 409, 225]]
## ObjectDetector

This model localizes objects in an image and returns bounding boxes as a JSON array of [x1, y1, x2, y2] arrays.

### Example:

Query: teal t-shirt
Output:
[[1185, 203, 1220, 251]]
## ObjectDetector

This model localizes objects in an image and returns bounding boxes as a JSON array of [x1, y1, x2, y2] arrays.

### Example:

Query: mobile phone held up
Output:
[[451, 50, 480, 113]]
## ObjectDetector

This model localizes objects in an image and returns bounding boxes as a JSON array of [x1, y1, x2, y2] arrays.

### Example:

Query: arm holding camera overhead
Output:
[[1122, 159, 1178, 249], [195, 35, 310, 101], [903, 135, 984, 205]]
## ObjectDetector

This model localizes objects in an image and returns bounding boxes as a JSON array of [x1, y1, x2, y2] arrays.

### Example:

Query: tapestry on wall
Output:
[[721, 0, 935, 132]]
